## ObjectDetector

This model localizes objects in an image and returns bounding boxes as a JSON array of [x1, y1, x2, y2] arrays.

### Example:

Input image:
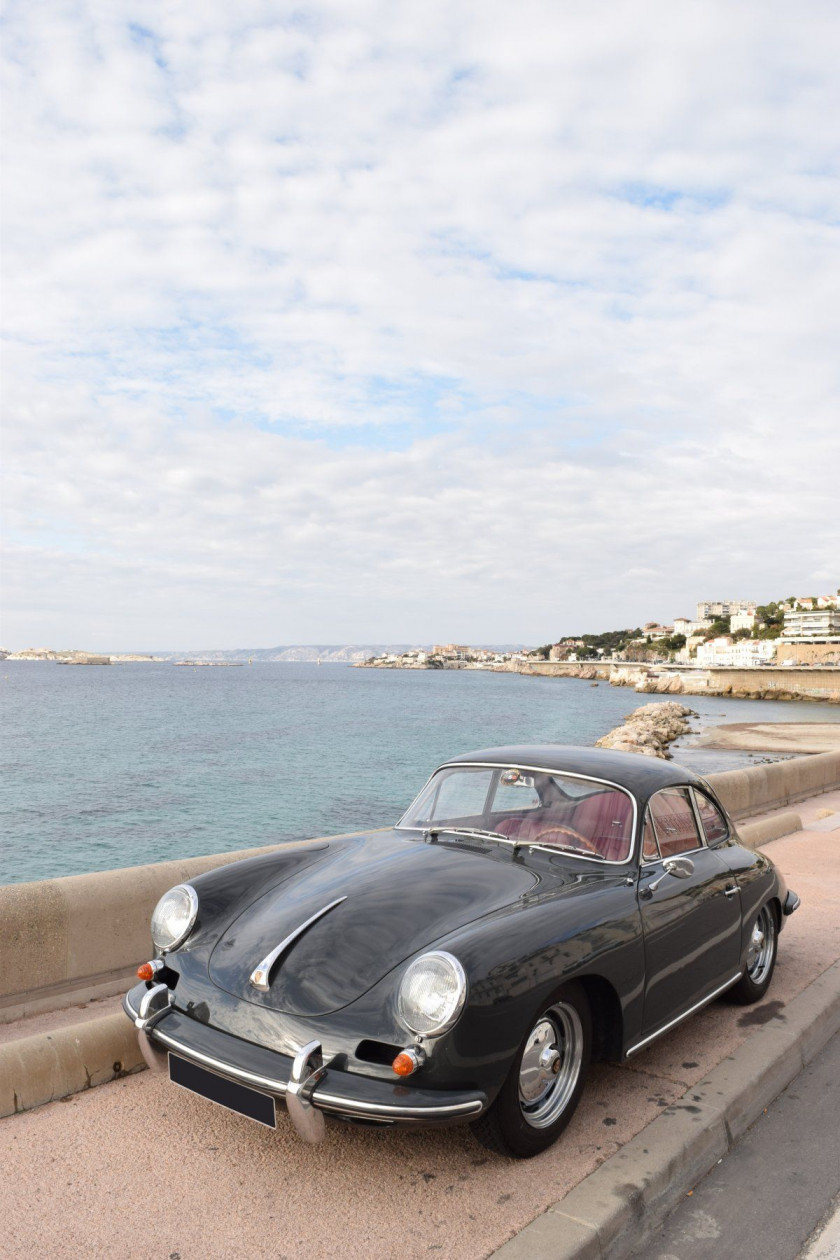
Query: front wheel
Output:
[[471, 983, 591, 1158], [729, 902, 778, 1005]]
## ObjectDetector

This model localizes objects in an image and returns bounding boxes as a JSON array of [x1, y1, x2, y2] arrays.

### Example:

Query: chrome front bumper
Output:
[[124, 988, 486, 1143]]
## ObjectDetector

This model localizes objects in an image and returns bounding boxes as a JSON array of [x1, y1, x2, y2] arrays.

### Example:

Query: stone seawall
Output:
[[512, 659, 840, 702], [608, 665, 840, 703]]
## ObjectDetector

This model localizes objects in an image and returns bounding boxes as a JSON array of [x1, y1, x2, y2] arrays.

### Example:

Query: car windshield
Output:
[[398, 765, 635, 862]]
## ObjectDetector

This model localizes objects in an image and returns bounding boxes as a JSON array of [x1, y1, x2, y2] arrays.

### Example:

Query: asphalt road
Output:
[[630, 1028, 840, 1260]]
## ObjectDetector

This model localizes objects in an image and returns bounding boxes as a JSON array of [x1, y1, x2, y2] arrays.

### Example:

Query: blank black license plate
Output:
[[169, 1053, 277, 1128]]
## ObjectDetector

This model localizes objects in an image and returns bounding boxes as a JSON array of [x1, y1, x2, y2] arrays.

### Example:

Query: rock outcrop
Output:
[[596, 702, 697, 759]]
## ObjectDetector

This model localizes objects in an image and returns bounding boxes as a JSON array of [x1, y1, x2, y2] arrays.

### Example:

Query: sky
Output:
[[2, 0, 838, 650]]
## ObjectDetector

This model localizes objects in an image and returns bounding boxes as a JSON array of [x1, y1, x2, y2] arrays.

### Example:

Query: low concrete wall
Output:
[[0, 1013, 144, 1117], [707, 750, 840, 821], [738, 812, 803, 850], [2, 754, 839, 1025]]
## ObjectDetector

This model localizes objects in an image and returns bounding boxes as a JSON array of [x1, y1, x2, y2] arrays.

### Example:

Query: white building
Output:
[[730, 609, 757, 632], [696, 600, 756, 620], [695, 637, 776, 668], [782, 610, 840, 640], [674, 617, 713, 636], [731, 640, 776, 667]]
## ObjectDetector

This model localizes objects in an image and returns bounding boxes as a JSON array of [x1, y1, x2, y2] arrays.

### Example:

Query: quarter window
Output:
[[693, 790, 729, 845], [642, 810, 659, 861], [648, 788, 703, 858]]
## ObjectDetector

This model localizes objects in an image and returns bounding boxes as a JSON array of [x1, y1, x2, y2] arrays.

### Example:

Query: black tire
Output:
[[729, 902, 778, 1005], [471, 982, 591, 1158]]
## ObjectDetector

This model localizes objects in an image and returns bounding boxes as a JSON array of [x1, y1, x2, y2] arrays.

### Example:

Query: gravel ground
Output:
[[3, 791, 839, 1260]]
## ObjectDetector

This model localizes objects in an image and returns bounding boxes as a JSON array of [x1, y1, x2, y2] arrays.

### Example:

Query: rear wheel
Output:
[[471, 983, 591, 1158], [729, 902, 778, 1005]]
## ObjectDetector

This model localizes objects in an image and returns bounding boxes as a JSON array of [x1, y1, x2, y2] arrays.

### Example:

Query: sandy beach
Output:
[[693, 722, 840, 755]]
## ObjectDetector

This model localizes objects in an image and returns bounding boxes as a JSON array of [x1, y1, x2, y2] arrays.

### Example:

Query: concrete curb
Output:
[[0, 1012, 145, 1118], [490, 959, 840, 1260], [739, 811, 802, 849]]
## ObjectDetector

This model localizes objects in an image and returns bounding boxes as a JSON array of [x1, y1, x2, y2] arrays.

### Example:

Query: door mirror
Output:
[[663, 856, 694, 879]]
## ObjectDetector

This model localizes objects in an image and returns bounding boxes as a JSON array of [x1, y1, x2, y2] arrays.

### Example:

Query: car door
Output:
[[637, 787, 742, 1037]]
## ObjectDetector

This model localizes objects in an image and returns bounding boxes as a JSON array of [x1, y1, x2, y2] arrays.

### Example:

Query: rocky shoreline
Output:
[[532, 662, 840, 705], [595, 701, 698, 759]]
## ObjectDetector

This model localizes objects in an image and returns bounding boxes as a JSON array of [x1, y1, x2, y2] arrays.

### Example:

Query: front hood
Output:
[[207, 831, 538, 1017]]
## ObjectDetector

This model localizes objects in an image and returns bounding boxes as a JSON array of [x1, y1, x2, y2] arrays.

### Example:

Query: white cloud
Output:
[[1, 0, 838, 647]]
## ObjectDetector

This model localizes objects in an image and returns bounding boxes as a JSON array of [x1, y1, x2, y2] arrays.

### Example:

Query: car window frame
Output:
[[396, 761, 639, 866], [689, 787, 731, 847], [642, 786, 709, 865]]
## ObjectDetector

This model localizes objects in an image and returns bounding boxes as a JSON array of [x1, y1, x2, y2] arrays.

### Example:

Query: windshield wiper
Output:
[[526, 842, 600, 858], [425, 826, 508, 843]]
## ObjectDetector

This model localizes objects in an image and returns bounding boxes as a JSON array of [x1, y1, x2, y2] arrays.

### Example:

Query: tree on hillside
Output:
[[755, 602, 785, 639]]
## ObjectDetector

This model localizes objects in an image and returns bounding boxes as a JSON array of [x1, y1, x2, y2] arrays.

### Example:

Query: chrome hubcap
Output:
[[518, 1004, 583, 1129], [746, 906, 775, 984]]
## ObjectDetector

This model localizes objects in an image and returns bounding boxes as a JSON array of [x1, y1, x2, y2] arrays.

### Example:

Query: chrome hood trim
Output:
[[249, 896, 347, 992]]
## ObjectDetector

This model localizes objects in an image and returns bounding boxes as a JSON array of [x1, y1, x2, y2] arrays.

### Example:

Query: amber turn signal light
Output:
[[392, 1048, 425, 1077], [137, 962, 156, 981]]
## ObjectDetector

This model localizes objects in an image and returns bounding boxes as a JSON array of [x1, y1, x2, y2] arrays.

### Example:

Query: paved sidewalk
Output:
[[2, 796, 839, 1260], [627, 1028, 840, 1260]]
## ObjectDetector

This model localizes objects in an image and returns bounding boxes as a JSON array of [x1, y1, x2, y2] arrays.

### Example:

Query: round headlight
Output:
[[151, 884, 198, 953], [397, 951, 467, 1037]]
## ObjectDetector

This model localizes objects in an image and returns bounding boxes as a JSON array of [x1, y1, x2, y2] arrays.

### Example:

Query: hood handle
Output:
[[249, 896, 347, 992]]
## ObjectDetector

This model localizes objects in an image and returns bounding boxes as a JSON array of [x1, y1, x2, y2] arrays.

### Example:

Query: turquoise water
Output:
[[2, 661, 838, 884]]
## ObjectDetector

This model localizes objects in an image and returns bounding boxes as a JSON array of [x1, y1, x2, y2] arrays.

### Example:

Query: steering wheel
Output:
[[530, 825, 600, 854]]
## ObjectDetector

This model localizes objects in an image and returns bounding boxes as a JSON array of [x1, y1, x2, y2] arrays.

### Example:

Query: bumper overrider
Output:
[[124, 984, 486, 1144]]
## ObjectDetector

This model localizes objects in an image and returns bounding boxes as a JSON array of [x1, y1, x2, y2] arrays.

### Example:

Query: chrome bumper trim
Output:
[[783, 890, 800, 916], [154, 1026, 291, 1096], [124, 994, 484, 1122], [313, 1090, 484, 1120]]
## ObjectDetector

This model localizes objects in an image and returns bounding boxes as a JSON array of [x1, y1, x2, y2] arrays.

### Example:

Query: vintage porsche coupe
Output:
[[124, 746, 799, 1157]]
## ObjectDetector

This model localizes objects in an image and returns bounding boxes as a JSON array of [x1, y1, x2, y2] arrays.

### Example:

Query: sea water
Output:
[[2, 661, 838, 884]]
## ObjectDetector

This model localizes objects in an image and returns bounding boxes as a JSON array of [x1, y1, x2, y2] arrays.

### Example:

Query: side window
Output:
[[693, 790, 729, 845], [648, 788, 703, 858], [642, 809, 659, 861]]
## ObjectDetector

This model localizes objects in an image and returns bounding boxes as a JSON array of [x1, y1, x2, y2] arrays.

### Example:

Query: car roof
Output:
[[440, 744, 703, 797]]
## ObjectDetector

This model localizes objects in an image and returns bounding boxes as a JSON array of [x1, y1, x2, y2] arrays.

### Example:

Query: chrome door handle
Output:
[[723, 886, 739, 897]]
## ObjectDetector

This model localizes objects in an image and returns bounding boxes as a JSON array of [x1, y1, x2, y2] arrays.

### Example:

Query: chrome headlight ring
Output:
[[397, 950, 468, 1038], [150, 883, 199, 954]]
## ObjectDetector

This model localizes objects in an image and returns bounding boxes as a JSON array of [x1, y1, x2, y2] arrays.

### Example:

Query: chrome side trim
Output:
[[625, 972, 743, 1058], [148, 1027, 484, 1119], [249, 896, 347, 991]]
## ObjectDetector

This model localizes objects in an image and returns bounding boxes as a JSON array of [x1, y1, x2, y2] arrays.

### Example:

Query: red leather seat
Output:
[[569, 792, 633, 861]]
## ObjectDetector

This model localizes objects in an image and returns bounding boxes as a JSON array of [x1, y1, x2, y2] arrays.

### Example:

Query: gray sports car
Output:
[[124, 746, 798, 1157]]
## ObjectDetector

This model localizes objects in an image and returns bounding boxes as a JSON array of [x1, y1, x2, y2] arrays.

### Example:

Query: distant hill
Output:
[[156, 645, 422, 664], [154, 643, 528, 663]]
